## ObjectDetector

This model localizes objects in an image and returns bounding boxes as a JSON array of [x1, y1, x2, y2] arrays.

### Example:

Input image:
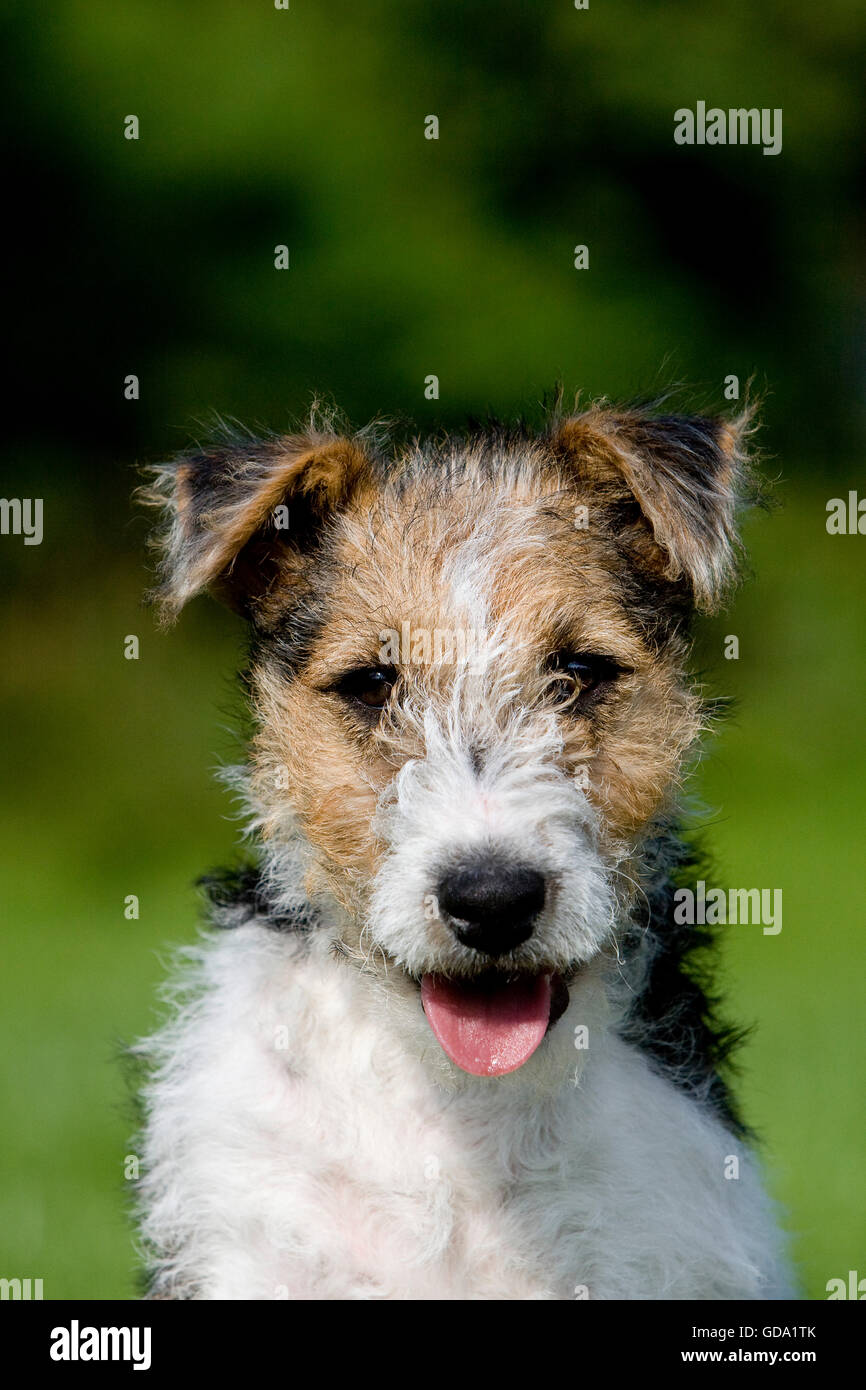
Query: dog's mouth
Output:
[[420, 971, 570, 1077]]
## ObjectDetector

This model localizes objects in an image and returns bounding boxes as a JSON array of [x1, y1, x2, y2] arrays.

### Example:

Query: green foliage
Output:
[[7, 0, 866, 474]]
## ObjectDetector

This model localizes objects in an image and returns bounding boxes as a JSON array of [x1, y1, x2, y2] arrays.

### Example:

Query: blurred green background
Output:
[[2, 0, 864, 1299]]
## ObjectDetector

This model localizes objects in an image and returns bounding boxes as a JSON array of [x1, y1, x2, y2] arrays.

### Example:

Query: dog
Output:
[[133, 398, 794, 1299]]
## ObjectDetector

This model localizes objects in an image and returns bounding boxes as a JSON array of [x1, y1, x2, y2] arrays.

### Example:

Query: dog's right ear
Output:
[[550, 404, 757, 613], [140, 430, 371, 623]]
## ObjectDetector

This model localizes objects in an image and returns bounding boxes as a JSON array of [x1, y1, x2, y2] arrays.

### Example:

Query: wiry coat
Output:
[[134, 399, 794, 1300]]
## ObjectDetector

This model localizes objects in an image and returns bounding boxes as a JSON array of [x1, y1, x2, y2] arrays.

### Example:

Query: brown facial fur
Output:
[[146, 404, 750, 956], [248, 453, 713, 936]]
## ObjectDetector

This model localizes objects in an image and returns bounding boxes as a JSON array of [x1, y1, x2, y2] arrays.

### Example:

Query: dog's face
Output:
[[146, 405, 749, 1079]]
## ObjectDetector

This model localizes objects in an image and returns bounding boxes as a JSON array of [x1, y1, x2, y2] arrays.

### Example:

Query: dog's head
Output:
[[144, 402, 753, 1081]]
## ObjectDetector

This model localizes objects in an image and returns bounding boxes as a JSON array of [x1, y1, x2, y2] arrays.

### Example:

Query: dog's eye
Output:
[[334, 667, 397, 711], [547, 652, 623, 706]]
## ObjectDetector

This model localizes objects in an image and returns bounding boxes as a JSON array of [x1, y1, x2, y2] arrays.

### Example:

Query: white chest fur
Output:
[[137, 926, 792, 1300]]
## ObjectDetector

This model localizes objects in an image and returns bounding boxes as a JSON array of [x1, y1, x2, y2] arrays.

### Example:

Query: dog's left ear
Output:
[[551, 405, 756, 612], [140, 429, 372, 622]]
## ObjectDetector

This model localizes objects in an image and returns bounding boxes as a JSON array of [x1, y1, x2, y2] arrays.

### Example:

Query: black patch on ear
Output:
[[549, 400, 759, 613], [180, 442, 338, 621], [141, 420, 376, 621]]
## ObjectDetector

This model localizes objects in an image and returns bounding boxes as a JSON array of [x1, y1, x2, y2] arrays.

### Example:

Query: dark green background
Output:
[[2, 0, 864, 1299]]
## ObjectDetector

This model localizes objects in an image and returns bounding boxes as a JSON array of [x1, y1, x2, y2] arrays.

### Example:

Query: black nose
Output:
[[436, 858, 546, 956]]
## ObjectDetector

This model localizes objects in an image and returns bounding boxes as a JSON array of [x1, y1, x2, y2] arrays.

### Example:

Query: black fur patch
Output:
[[198, 865, 312, 933], [618, 833, 749, 1137], [249, 534, 341, 680]]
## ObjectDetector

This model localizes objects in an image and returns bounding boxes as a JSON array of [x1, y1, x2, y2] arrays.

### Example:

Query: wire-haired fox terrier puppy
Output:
[[135, 399, 793, 1300]]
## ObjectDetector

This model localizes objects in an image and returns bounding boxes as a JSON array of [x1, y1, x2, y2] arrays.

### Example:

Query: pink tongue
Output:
[[421, 973, 552, 1076]]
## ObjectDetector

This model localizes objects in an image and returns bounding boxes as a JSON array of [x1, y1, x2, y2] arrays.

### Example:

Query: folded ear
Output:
[[551, 404, 756, 612], [140, 428, 371, 622]]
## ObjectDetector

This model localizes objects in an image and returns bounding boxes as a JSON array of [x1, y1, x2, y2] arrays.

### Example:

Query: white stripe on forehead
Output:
[[442, 531, 491, 633], [441, 483, 552, 650]]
